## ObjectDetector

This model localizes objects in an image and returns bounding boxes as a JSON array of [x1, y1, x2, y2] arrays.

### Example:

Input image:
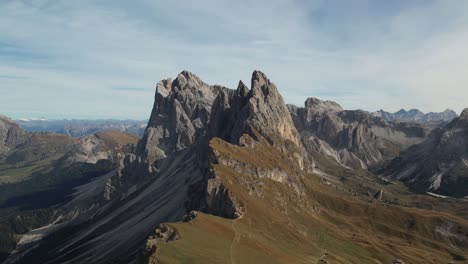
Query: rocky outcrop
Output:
[[0, 115, 27, 157], [210, 71, 309, 171], [289, 99, 429, 169], [63, 131, 138, 165], [373, 189, 383, 200], [104, 71, 228, 200], [205, 173, 245, 219], [382, 108, 468, 197], [140, 224, 181, 263], [6, 70, 308, 264], [211, 71, 302, 148], [137, 71, 226, 165]]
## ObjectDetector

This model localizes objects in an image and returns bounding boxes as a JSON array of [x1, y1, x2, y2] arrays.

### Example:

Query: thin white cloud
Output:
[[0, 0, 467, 119]]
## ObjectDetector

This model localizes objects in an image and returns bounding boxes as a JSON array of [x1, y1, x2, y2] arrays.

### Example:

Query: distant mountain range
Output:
[[16, 119, 147, 137], [372, 108, 458, 127]]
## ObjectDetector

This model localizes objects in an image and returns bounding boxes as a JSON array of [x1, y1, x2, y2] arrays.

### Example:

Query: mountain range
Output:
[[0, 115, 138, 261], [1, 71, 467, 264], [381, 109, 468, 198], [372, 108, 458, 128], [16, 119, 147, 137]]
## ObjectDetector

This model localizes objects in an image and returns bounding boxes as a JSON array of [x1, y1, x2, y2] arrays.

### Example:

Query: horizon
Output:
[[3, 82, 464, 121], [2, 1, 468, 119]]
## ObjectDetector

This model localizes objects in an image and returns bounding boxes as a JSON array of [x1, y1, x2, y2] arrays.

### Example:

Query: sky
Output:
[[1, 0, 468, 120]]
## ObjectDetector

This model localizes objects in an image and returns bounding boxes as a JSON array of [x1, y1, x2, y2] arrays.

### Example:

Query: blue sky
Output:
[[1, 0, 467, 119]]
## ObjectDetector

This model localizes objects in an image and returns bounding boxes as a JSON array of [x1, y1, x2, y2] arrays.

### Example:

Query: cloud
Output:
[[0, 0, 467, 119], [0, 74, 28, 80]]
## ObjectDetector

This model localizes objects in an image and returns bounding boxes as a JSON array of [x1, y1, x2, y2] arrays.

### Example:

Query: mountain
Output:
[[0, 115, 27, 158], [372, 108, 458, 128], [5, 71, 467, 264], [16, 119, 147, 137], [382, 108, 468, 198], [0, 116, 138, 261], [289, 98, 429, 170]]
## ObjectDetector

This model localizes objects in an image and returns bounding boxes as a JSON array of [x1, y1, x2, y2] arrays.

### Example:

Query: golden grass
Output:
[[154, 137, 468, 264]]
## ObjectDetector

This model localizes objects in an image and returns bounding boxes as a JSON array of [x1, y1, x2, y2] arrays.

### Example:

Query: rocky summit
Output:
[[2, 71, 468, 264]]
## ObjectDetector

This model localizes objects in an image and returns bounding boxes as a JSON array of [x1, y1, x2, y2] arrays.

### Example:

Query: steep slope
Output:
[[382, 108, 468, 198], [0, 116, 27, 158], [4, 71, 468, 264], [289, 98, 429, 170], [0, 120, 138, 261], [153, 138, 468, 263], [4, 70, 310, 264], [3, 71, 229, 264]]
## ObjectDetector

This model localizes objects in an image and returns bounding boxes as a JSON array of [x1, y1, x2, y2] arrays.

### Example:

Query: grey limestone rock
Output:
[[382, 108, 468, 197], [289, 98, 429, 169]]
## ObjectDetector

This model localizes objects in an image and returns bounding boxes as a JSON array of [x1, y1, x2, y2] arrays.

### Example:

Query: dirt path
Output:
[[229, 215, 243, 264]]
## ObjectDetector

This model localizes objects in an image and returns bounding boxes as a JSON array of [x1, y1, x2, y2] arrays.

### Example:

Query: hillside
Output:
[[0, 117, 138, 262], [382, 109, 468, 198], [289, 98, 429, 170]]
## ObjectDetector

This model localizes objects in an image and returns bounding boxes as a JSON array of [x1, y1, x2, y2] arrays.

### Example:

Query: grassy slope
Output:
[[153, 138, 468, 264], [0, 155, 60, 184]]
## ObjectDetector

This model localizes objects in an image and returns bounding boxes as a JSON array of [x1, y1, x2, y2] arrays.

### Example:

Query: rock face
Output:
[[5, 70, 466, 264], [136, 71, 225, 165], [372, 108, 458, 128], [140, 224, 180, 263], [382, 108, 468, 197], [373, 189, 384, 200], [289, 99, 429, 169], [5, 70, 308, 264], [63, 131, 138, 165], [0, 115, 27, 157], [210, 71, 307, 170]]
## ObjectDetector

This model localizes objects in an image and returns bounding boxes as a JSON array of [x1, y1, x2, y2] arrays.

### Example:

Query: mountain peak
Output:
[[155, 79, 172, 98], [304, 97, 343, 113], [460, 108, 468, 118], [236, 80, 249, 97], [172, 70, 206, 90], [408, 109, 424, 115], [395, 109, 407, 114], [251, 70, 270, 89]]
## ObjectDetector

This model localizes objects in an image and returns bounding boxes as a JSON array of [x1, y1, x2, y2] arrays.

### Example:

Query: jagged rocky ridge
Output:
[[4, 70, 313, 263], [289, 98, 429, 170], [382, 108, 468, 197], [4, 71, 467, 263]]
